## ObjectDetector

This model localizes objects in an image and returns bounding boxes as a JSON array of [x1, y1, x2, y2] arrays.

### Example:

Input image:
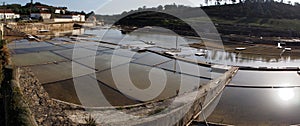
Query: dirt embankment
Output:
[[18, 67, 84, 125]]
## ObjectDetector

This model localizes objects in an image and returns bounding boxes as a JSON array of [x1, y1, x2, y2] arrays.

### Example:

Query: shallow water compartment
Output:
[[43, 75, 140, 107], [94, 63, 210, 101], [230, 70, 300, 87], [29, 61, 94, 84], [12, 51, 69, 66], [207, 87, 300, 125]]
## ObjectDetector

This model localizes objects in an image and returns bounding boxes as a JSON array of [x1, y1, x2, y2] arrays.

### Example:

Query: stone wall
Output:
[[6, 22, 75, 35], [17, 67, 83, 125]]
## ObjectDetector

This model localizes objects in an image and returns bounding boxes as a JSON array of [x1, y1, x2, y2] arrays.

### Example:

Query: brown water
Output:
[[8, 28, 300, 124], [207, 87, 300, 125]]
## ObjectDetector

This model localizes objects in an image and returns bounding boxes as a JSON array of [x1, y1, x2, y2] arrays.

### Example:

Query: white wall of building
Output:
[[59, 14, 85, 22], [14, 14, 20, 19], [72, 15, 85, 22], [53, 18, 73, 23], [55, 9, 66, 14], [0, 13, 17, 19]]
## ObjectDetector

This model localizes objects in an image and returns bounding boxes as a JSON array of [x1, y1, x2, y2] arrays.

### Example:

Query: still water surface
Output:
[[8, 27, 300, 125]]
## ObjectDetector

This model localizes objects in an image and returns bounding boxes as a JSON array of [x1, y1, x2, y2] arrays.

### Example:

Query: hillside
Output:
[[96, 1, 300, 37]]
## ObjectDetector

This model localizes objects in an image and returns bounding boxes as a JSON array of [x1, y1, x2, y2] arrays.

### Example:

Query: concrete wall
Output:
[[0, 13, 17, 19], [53, 18, 73, 23], [7, 22, 75, 34]]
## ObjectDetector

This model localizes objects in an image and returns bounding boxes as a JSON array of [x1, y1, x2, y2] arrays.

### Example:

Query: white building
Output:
[[0, 9, 20, 20], [55, 14, 85, 22], [30, 12, 52, 20], [71, 14, 85, 22], [14, 14, 20, 19], [55, 7, 67, 14], [53, 18, 73, 23]]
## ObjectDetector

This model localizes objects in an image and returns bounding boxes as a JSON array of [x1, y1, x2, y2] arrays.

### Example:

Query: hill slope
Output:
[[97, 2, 300, 37]]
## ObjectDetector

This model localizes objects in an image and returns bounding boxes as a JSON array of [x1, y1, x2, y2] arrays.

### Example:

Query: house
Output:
[[55, 7, 67, 14], [30, 12, 52, 20], [54, 14, 85, 22], [0, 9, 20, 20], [71, 14, 85, 22]]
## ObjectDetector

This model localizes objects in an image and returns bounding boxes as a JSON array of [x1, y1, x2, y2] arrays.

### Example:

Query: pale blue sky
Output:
[[3, 0, 299, 15]]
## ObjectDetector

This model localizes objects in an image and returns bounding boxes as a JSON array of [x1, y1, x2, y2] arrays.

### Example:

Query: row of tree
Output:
[[97, 0, 300, 24], [205, 0, 297, 5]]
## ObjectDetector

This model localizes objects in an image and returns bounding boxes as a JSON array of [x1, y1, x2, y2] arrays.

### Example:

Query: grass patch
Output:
[[0, 39, 35, 126], [84, 115, 97, 126]]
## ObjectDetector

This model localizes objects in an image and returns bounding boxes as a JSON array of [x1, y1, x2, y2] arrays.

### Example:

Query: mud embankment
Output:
[[17, 67, 84, 125], [0, 40, 84, 125], [6, 22, 75, 35]]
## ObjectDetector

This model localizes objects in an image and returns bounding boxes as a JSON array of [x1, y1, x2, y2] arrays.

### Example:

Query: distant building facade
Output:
[[54, 14, 85, 23], [0, 9, 20, 20], [70, 14, 85, 22], [55, 7, 67, 14]]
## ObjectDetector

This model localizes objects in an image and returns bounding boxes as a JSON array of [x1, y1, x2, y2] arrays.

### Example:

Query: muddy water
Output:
[[230, 70, 300, 87], [85, 28, 300, 67], [86, 28, 300, 124], [207, 87, 300, 125], [8, 35, 215, 107], [8, 28, 300, 124], [43, 75, 140, 107]]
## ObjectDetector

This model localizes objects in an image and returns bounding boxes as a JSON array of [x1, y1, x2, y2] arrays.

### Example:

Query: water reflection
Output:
[[86, 28, 300, 67], [231, 70, 300, 87], [207, 87, 300, 125], [9, 27, 300, 124], [278, 88, 295, 101]]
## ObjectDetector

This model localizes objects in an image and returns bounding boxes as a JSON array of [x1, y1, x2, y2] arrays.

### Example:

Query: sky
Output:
[[3, 0, 300, 15]]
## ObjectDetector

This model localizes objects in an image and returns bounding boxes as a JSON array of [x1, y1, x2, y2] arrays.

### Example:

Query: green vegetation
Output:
[[0, 39, 35, 125], [84, 115, 97, 126], [3, 75, 33, 126], [0, 40, 5, 126], [0, 2, 89, 20], [0, 2, 50, 15], [97, 1, 300, 36]]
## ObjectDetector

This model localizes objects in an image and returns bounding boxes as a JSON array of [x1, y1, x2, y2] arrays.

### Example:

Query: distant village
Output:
[[0, 2, 96, 23]]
